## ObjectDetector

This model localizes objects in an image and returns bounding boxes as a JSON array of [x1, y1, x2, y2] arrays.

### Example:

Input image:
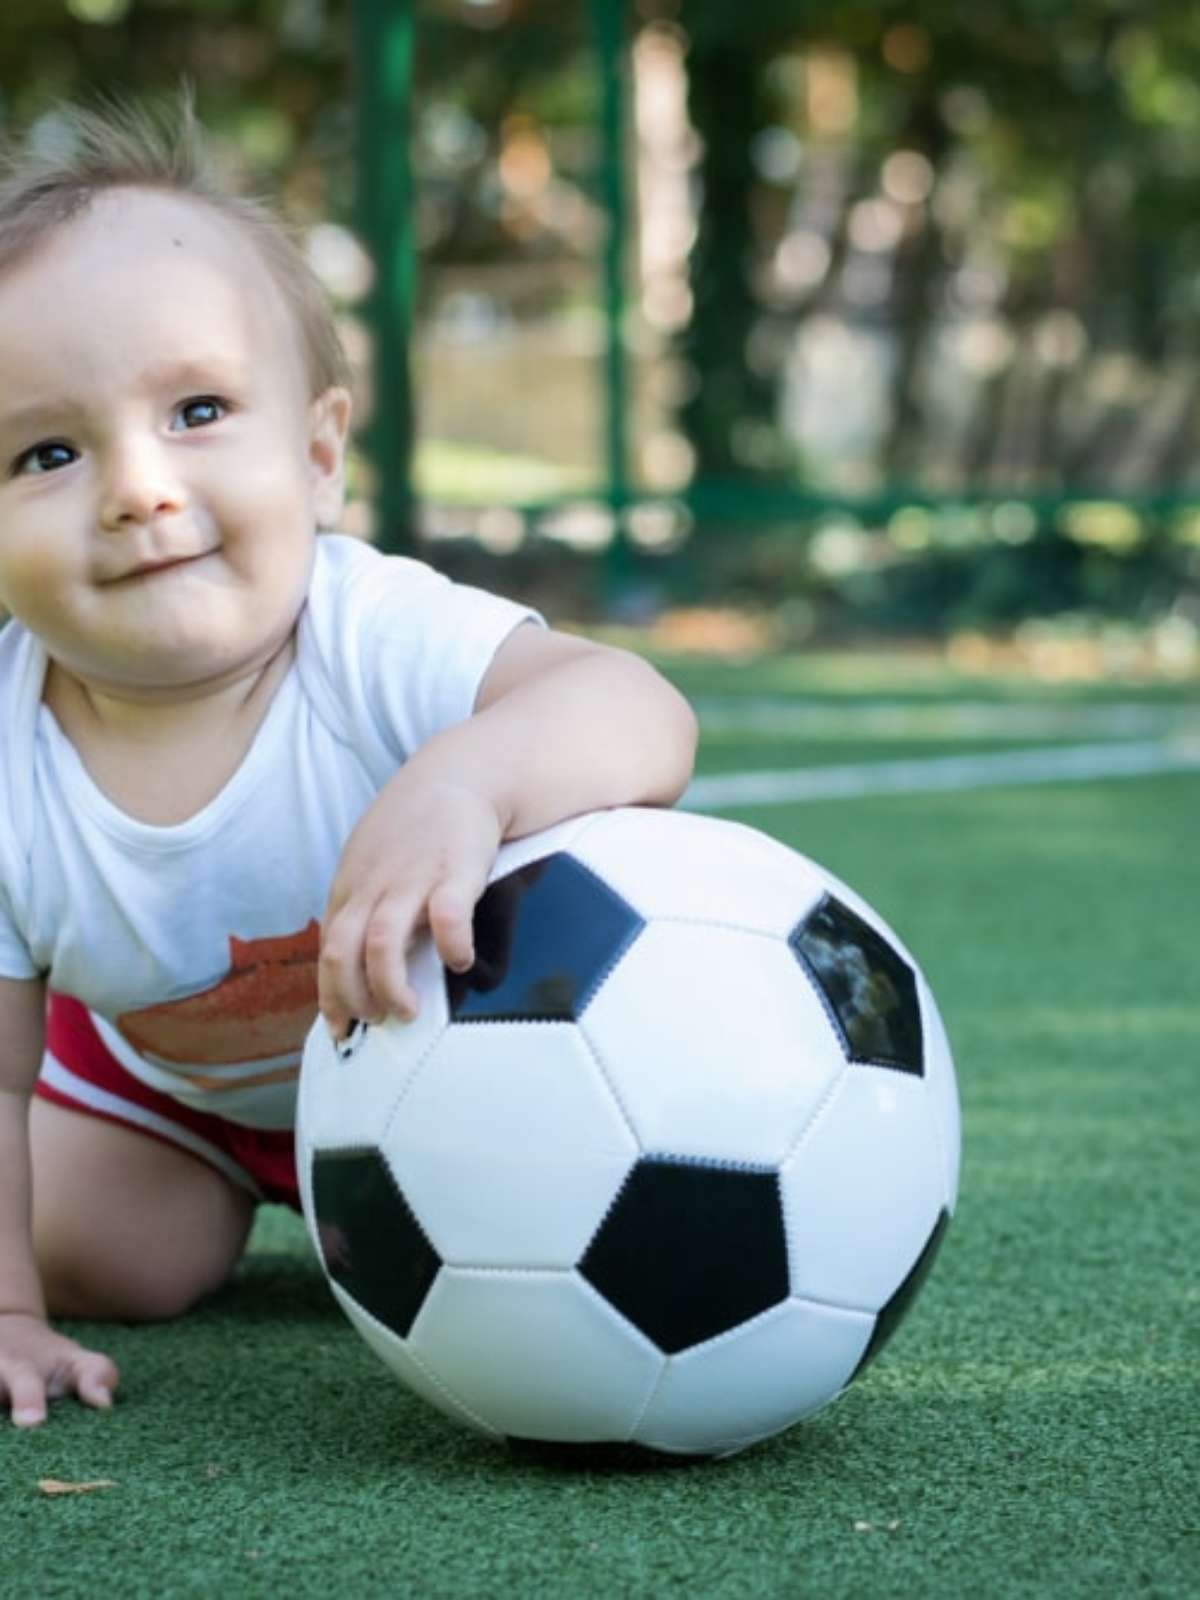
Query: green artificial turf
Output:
[[3, 662, 1198, 1599]]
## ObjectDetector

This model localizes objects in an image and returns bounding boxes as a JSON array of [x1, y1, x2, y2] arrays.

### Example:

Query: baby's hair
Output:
[[0, 91, 350, 397]]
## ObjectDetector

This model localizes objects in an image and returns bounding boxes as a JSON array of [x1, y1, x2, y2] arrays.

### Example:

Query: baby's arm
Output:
[[319, 627, 698, 1037], [0, 977, 118, 1426]]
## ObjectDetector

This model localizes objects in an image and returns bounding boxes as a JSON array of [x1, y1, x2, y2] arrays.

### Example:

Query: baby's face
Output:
[[0, 187, 348, 699]]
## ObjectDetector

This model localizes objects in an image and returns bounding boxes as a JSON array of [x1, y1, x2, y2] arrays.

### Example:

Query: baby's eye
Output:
[[11, 441, 78, 477], [173, 396, 227, 431]]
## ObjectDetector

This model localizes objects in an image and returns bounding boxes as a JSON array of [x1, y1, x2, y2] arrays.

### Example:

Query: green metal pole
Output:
[[590, 0, 633, 587], [352, 0, 416, 553]]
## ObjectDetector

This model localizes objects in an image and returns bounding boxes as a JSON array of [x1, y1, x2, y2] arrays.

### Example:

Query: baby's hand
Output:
[[0, 1312, 118, 1427], [319, 774, 503, 1039]]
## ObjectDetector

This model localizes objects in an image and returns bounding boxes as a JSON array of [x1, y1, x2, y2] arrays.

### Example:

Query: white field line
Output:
[[683, 738, 1200, 812], [694, 698, 1194, 740]]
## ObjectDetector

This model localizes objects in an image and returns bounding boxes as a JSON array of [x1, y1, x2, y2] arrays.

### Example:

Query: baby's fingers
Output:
[[71, 1351, 119, 1412], [319, 903, 382, 1039], [357, 873, 482, 1022], [428, 876, 482, 975], [358, 892, 425, 1023], [5, 1362, 48, 1428]]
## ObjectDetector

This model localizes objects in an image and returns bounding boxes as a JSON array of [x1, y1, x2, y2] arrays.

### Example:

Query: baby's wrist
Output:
[[398, 736, 514, 839]]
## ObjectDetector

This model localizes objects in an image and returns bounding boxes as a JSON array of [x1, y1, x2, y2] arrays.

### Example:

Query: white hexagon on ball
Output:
[[382, 1020, 638, 1268], [409, 1269, 666, 1442], [571, 808, 827, 937], [583, 920, 846, 1165], [330, 1280, 501, 1438], [297, 938, 449, 1160], [918, 974, 962, 1204], [635, 1297, 875, 1454], [781, 1067, 949, 1311]]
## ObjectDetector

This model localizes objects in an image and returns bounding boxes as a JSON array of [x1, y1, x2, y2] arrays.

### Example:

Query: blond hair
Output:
[[0, 93, 350, 396]]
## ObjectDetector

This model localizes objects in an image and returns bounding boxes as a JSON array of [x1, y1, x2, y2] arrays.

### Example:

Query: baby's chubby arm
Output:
[[318, 627, 698, 1037], [0, 977, 119, 1426]]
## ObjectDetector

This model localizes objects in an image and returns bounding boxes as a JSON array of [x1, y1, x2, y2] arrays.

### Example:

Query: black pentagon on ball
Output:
[[850, 1209, 951, 1382], [789, 895, 924, 1075], [311, 1148, 442, 1338], [579, 1156, 789, 1355], [446, 851, 645, 1023]]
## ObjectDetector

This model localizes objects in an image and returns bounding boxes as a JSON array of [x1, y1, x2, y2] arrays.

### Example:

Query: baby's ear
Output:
[[309, 386, 352, 528]]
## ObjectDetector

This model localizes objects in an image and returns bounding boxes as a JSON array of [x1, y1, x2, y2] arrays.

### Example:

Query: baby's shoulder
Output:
[[301, 535, 464, 669], [308, 534, 451, 615]]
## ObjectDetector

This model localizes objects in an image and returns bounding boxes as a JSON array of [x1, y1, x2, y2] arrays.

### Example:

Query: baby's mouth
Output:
[[109, 550, 215, 582]]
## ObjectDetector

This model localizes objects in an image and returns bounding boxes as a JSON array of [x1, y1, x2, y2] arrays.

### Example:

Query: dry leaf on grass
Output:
[[37, 1478, 117, 1497]]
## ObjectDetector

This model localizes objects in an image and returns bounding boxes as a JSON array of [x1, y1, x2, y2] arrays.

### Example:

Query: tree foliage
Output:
[[656, 0, 1200, 500], [0, 0, 354, 228]]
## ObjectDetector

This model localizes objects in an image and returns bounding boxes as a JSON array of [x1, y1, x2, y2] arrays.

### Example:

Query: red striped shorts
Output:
[[35, 993, 300, 1210]]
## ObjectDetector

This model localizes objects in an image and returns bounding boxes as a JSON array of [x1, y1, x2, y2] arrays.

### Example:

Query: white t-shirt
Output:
[[0, 535, 537, 1129]]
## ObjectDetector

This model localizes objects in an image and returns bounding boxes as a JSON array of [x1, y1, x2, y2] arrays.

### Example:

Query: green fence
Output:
[[348, 0, 1200, 629]]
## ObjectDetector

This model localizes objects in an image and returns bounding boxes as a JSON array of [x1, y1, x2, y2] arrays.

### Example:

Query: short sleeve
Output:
[[0, 879, 38, 979], [298, 536, 543, 780]]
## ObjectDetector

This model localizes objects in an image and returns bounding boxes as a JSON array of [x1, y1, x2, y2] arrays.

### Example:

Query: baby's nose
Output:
[[99, 437, 186, 528]]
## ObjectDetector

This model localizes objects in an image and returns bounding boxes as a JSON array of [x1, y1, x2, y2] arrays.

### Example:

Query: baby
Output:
[[0, 101, 697, 1427]]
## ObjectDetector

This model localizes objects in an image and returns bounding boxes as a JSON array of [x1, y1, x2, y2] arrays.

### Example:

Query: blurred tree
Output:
[[0, 0, 355, 221], [676, 24, 785, 483], [638, 0, 1200, 501], [414, 0, 592, 274]]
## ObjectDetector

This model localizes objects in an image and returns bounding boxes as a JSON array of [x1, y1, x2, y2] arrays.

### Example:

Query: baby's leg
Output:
[[30, 1099, 254, 1322]]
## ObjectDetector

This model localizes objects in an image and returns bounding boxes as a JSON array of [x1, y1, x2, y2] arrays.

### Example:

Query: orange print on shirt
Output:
[[116, 920, 320, 1082]]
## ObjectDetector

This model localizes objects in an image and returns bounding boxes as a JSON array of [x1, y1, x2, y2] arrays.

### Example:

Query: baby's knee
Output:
[[30, 1102, 255, 1324], [39, 1241, 222, 1323]]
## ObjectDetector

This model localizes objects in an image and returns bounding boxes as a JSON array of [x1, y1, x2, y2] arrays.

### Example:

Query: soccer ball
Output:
[[296, 807, 960, 1457]]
